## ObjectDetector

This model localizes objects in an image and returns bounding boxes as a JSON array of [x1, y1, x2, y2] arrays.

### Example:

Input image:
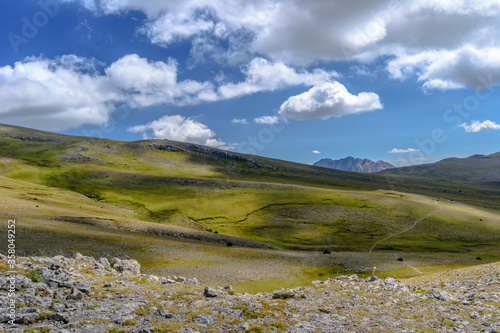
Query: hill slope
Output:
[[383, 152, 500, 181], [0, 123, 499, 256], [379, 152, 500, 209]]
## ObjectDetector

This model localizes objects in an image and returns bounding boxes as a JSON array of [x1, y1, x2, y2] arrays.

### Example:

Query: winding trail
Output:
[[369, 201, 442, 253], [406, 264, 423, 274]]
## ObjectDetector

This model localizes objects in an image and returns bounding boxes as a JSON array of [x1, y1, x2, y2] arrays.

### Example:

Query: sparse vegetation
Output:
[[0, 124, 499, 293], [26, 270, 42, 283], [133, 308, 148, 316]]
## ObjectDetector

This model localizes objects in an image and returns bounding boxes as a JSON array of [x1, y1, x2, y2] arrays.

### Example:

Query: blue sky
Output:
[[1, 0, 499, 166]]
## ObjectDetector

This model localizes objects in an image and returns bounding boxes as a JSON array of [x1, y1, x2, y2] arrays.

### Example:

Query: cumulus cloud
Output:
[[387, 46, 500, 90], [0, 54, 217, 131], [218, 57, 338, 99], [254, 116, 280, 125], [460, 120, 500, 132], [143, 10, 215, 46], [389, 148, 420, 153], [127, 115, 230, 148], [279, 82, 382, 120], [106, 54, 217, 107], [312, 150, 320, 154], [0, 55, 118, 131], [0, 54, 348, 131], [232, 118, 248, 124], [65, 0, 500, 89]]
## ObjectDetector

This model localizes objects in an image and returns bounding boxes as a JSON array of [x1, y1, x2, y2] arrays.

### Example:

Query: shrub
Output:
[[226, 241, 233, 246], [122, 318, 137, 326], [323, 249, 331, 254], [37, 312, 53, 321], [26, 270, 42, 283], [134, 308, 149, 316], [108, 328, 125, 333]]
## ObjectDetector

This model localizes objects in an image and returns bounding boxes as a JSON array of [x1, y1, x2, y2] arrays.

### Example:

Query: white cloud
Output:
[[387, 46, 500, 90], [127, 115, 231, 148], [143, 10, 215, 46], [0, 54, 345, 131], [0, 55, 118, 131], [218, 57, 338, 99], [279, 82, 382, 120], [0, 54, 218, 131], [65, 0, 500, 89], [106, 54, 217, 107], [460, 120, 500, 132], [254, 116, 280, 125], [422, 79, 465, 91], [312, 150, 320, 154], [232, 118, 248, 124], [389, 148, 420, 153], [8, 1, 500, 132]]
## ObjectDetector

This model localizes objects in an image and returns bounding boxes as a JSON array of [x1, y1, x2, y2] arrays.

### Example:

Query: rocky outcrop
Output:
[[314, 157, 395, 173], [1, 255, 499, 333], [59, 152, 112, 164]]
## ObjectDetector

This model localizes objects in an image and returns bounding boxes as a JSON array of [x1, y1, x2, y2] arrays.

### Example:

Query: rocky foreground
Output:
[[0, 254, 499, 333]]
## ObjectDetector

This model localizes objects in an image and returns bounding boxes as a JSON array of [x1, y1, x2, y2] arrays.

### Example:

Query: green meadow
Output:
[[1, 123, 499, 292]]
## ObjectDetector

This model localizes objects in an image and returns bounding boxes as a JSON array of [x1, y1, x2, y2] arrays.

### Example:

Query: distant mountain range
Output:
[[313, 157, 395, 173]]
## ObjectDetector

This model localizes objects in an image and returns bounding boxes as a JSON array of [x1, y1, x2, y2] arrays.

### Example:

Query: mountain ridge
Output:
[[314, 156, 395, 173]]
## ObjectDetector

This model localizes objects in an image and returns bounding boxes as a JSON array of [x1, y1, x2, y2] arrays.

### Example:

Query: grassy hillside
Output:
[[0, 125, 500, 252], [0, 175, 494, 290], [1, 123, 500, 289], [377, 152, 500, 209]]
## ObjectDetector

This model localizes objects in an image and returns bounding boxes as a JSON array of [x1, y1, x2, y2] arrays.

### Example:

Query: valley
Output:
[[0, 123, 499, 292]]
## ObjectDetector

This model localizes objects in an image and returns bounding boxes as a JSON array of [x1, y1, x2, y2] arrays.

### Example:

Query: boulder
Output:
[[53, 312, 69, 324], [14, 307, 40, 324], [186, 278, 200, 286], [74, 281, 91, 294], [433, 291, 451, 301], [204, 287, 219, 298], [52, 303, 66, 312], [45, 261, 63, 271], [158, 309, 173, 318], [111, 258, 141, 275], [66, 288, 83, 301], [193, 314, 214, 325], [98, 257, 112, 270]]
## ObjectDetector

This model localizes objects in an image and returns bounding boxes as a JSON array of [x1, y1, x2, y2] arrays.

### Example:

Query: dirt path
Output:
[[406, 264, 423, 274], [369, 201, 442, 253]]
